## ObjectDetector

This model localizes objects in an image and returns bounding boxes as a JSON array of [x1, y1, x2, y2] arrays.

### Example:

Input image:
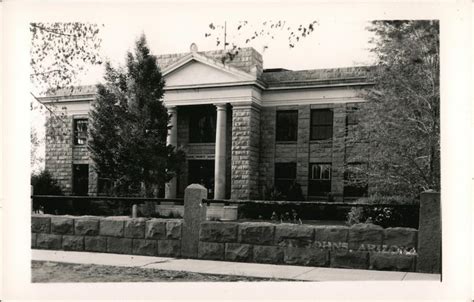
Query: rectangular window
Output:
[[73, 118, 88, 145], [308, 163, 331, 196], [73, 164, 89, 196], [276, 110, 298, 141], [310, 109, 333, 140], [274, 163, 296, 197], [189, 106, 216, 143], [344, 163, 368, 198]]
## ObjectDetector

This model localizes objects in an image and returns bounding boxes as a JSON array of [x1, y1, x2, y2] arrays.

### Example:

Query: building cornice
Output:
[[164, 80, 267, 91]]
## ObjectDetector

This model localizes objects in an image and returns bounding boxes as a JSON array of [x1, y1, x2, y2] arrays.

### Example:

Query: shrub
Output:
[[31, 170, 63, 195], [31, 170, 66, 214], [346, 195, 419, 228]]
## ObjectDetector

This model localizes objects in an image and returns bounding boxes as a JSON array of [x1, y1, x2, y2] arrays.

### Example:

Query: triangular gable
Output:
[[162, 52, 257, 87]]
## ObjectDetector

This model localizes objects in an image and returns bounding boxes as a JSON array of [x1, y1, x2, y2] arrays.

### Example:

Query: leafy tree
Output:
[[30, 22, 103, 94], [204, 20, 318, 63], [89, 34, 185, 198], [346, 21, 440, 198], [30, 22, 103, 151]]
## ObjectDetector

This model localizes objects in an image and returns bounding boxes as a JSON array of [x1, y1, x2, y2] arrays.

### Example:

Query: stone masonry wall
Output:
[[32, 215, 182, 257], [45, 115, 98, 196], [258, 107, 276, 196], [258, 103, 367, 201], [45, 115, 74, 194], [198, 221, 418, 272], [231, 104, 261, 199], [32, 214, 418, 272]]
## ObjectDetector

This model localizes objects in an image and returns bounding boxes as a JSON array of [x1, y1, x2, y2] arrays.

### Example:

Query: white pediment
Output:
[[162, 52, 256, 88], [164, 61, 244, 86]]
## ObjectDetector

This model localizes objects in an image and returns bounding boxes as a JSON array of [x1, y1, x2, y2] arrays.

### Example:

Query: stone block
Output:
[[275, 224, 314, 246], [84, 236, 107, 252], [314, 226, 349, 243], [200, 221, 238, 243], [51, 216, 74, 235], [132, 239, 158, 256], [348, 223, 384, 250], [238, 222, 275, 245], [31, 233, 37, 248], [417, 192, 441, 273], [166, 220, 182, 239], [253, 245, 283, 264], [182, 184, 208, 258], [158, 240, 181, 257], [124, 218, 146, 239], [330, 250, 369, 269], [32, 215, 51, 233], [198, 242, 225, 260], [384, 227, 418, 249], [74, 217, 100, 236], [225, 243, 253, 262], [369, 253, 416, 272], [283, 247, 329, 266], [36, 233, 62, 250], [107, 237, 132, 254], [100, 218, 125, 237], [145, 219, 167, 240], [62, 235, 84, 251]]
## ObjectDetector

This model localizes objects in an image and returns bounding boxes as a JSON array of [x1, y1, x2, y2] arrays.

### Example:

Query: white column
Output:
[[214, 104, 227, 199], [165, 106, 178, 199]]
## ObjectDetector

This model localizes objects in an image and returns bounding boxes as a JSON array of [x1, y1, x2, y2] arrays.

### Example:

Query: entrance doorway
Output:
[[188, 160, 214, 198]]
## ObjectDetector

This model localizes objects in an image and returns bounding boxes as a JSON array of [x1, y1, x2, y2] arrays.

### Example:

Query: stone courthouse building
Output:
[[41, 46, 371, 202]]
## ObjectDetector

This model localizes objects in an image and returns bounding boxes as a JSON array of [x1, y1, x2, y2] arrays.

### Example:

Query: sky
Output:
[[79, 18, 375, 84]]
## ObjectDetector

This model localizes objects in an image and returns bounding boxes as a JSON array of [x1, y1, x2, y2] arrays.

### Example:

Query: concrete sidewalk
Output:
[[32, 249, 440, 282]]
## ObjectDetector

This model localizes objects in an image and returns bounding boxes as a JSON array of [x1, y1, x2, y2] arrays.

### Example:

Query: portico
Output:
[[161, 47, 263, 200], [165, 103, 230, 200]]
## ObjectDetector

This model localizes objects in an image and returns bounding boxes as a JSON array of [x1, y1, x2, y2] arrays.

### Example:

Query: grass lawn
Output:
[[32, 261, 294, 282]]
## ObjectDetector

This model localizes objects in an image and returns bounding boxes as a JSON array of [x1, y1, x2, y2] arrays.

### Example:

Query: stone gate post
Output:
[[417, 191, 441, 273], [181, 184, 208, 258]]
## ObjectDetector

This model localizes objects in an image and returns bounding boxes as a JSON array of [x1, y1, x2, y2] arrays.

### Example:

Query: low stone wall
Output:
[[32, 214, 417, 271], [31, 215, 182, 257], [32, 186, 439, 273], [198, 221, 418, 272]]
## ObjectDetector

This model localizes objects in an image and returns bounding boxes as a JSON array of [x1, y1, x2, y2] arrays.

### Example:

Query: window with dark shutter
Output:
[[274, 162, 296, 197], [308, 163, 331, 196], [310, 109, 333, 140], [276, 110, 298, 141]]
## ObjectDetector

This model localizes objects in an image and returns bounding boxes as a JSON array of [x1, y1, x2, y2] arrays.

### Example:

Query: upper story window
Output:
[[73, 118, 88, 145], [310, 109, 333, 140], [308, 163, 332, 196], [276, 110, 298, 142], [189, 106, 216, 143]]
